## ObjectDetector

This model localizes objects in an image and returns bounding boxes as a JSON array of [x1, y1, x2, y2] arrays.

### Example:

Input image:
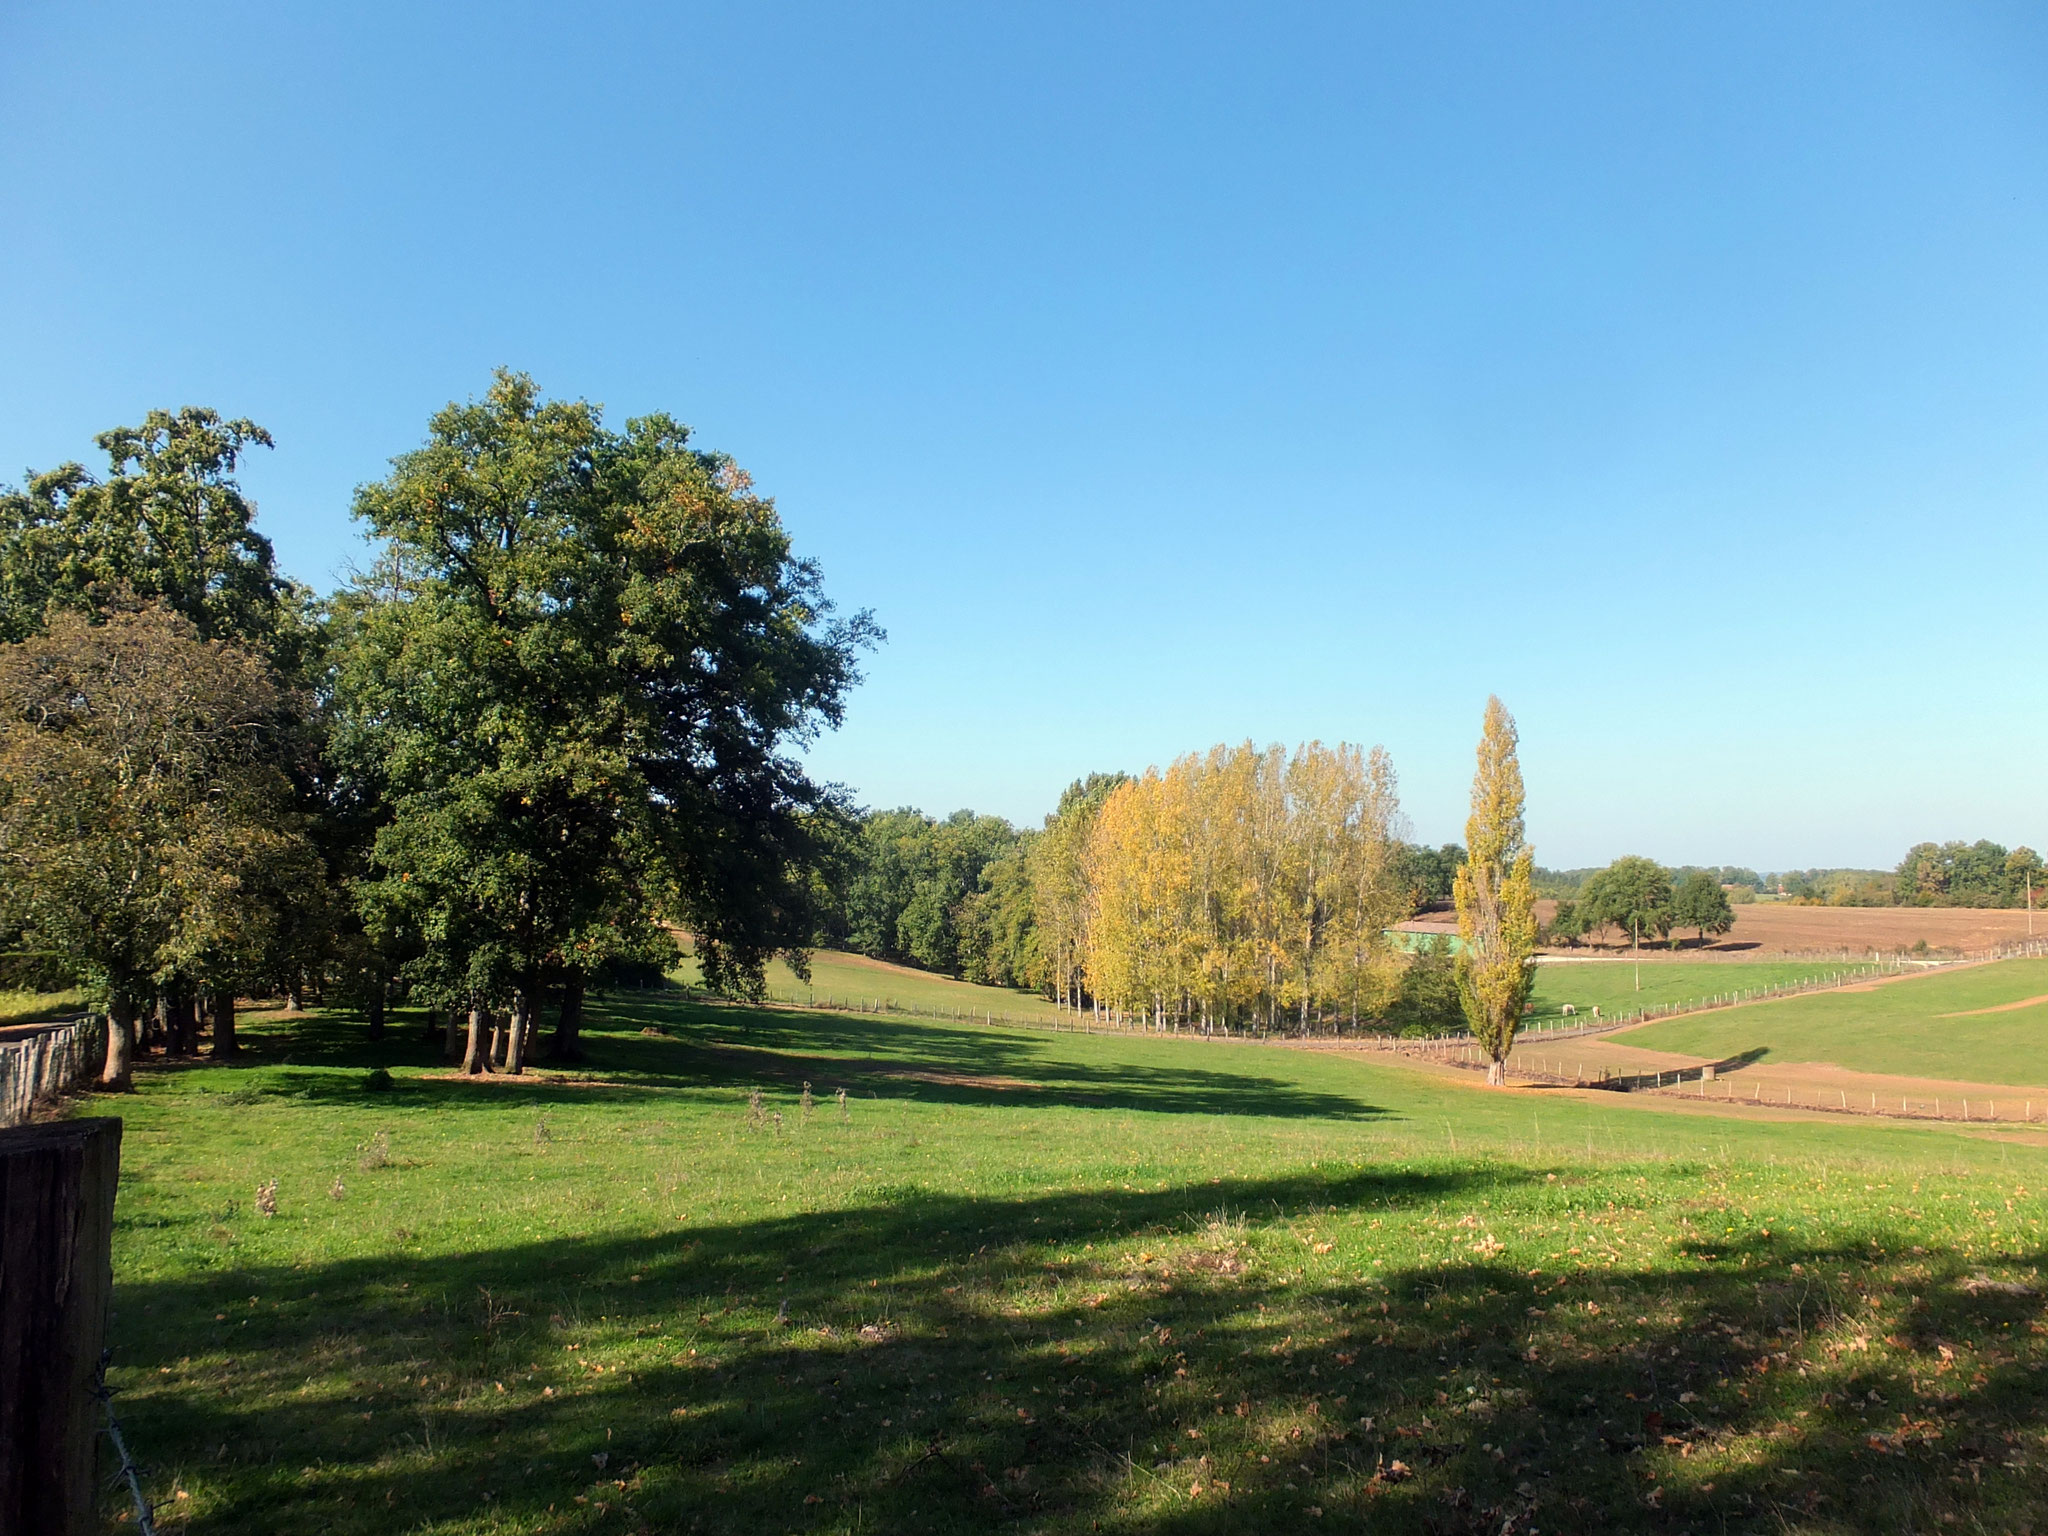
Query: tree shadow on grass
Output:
[[209, 998, 1392, 1124], [106, 1166, 2048, 1535]]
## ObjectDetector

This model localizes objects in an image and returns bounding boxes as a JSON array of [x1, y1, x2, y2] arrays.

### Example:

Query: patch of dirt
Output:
[[883, 1069, 1041, 1091], [416, 1071, 622, 1088], [1179, 1247, 1247, 1277], [696, 1038, 1040, 1092], [1364, 1030, 2048, 1128], [1940, 993, 2048, 1017]]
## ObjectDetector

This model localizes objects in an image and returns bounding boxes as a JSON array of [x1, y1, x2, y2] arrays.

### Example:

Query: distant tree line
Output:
[[1539, 842, 2043, 916], [0, 374, 875, 1085]]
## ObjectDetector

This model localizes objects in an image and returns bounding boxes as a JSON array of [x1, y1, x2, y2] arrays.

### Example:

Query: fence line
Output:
[[1397, 936, 2048, 1051], [689, 935, 2048, 1056], [1433, 1043, 2048, 1126], [0, 1014, 102, 1128]]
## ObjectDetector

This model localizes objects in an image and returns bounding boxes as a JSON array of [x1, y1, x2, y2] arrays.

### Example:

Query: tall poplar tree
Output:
[[1454, 697, 1537, 1085]]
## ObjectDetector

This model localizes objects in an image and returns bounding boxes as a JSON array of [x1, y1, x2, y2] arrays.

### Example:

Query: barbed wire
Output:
[[95, 1349, 157, 1536]]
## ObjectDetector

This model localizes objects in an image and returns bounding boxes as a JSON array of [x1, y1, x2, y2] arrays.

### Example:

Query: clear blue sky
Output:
[[4, 2, 2043, 869]]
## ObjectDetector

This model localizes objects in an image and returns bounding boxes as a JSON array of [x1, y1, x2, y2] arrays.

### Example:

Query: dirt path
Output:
[[1941, 993, 2048, 1017], [1347, 1030, 2048, 1129]]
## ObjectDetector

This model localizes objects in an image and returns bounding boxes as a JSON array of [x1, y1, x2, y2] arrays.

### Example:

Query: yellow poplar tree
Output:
[[1453, 697, 1537, 1084], [1082, 739, 1406, 1035]]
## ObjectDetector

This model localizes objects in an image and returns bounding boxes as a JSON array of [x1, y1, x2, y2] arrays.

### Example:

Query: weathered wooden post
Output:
[[0, 1117, 122, 1536]]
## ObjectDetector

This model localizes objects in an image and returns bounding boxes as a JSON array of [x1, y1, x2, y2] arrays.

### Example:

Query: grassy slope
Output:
[[691, 949, 1865, 1033], [97, 993, 2048, 1535], [1527, 958, 1872, 1023], [0, 985, 87, 1027], [1619, 956, 2048, 1084], [677, 948, 1070, 1023]]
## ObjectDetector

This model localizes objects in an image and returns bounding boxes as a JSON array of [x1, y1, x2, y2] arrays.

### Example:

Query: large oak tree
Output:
[[334, 371, 874, 1066]]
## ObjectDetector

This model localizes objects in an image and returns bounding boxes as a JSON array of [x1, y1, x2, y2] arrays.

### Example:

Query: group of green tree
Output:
[[0, 373, 874, 1086], [1541, 843, 2043, 914], [810, 773, 1130, 998], [1789, 843, 2042, 909], [1547, 857, 1736, 949], [1893, 841, 2041, 908]]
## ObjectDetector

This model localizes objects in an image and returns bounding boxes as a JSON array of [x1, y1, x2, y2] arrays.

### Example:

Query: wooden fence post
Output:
[[0, 1117, 122, 1536]]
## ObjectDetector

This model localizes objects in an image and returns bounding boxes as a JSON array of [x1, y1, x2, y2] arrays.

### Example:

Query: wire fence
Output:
[[1398, 935, 2048, 1051], [1436, 1043, 2048, 1126], [708, 935, 2048, 1051]]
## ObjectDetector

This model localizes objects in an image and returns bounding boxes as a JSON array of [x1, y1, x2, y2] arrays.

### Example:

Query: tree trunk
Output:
[[443, 1008, 462, 1062], [211, 989, 237, 1058], [551, 973, 586, 1061], [488, 1015, 507, 1071], [1487, 1055, 1505, 1086], [503, 991, 529, 1076], [170, 991, 198, 1057], [366, 979, 386, 1043], [0, 1117, 122, 1536], [462, 1008, 490, 1075], [100, 997, 135, 1090]]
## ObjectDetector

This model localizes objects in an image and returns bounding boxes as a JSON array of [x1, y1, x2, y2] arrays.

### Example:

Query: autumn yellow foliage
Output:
[[1080, 742, 1406, 1033], [1453, 697, 1537, 1083]]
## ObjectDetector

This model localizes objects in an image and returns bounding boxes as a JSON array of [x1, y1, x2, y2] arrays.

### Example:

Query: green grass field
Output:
[[0, 983, 86, 1028], [86, 987, 2048, 1534], [676, 948, 1071, 1024], [685, 947, 1870, 1037], [1526, 958, 1877, 1026], [1619, 957, 2048, 1085]]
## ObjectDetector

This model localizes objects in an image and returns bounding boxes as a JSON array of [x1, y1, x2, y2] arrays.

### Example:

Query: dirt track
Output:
[[1365, 1034, 2048, 1129]]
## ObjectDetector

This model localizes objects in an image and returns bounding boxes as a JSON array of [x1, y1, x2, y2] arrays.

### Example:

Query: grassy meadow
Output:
[[0, 982, 87, 1028], [680, 949, 1070, 1024], [679, 946, 1872, 1037], [87, 986, 2048, 1535], [1526, 959, 1877, 1026], [1619, 958, 2048, 1086]]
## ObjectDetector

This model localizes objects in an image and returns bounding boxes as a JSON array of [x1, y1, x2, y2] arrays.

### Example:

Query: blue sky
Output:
[[3, 3, 2044, 868]]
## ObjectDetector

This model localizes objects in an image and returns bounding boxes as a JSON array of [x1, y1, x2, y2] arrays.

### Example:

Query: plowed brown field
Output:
[[1537, 900, 2043, 957]]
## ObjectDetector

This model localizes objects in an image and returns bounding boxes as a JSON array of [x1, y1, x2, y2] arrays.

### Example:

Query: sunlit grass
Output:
[[1620, 956, 2048, 1084], [682, 946, 1870, 1037], [675, 946, 1070, 1023], [1527, 957, 1878, 1024], [0, 984, 87, 1028], [96, 990, 2048, 1534]]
